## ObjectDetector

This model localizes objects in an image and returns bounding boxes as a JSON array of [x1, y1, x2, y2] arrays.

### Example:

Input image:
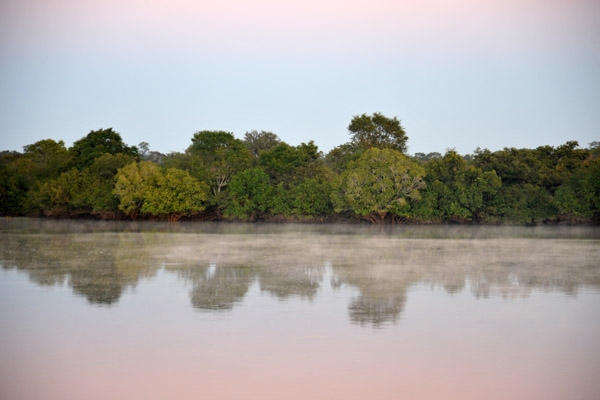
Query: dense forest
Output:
[[1, 113, 599, 224]]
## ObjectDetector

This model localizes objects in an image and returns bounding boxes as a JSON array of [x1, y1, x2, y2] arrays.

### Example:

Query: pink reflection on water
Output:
[[1, 267, 599, 400]]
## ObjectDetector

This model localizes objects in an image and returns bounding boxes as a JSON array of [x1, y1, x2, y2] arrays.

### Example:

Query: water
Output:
[[1, 219, 599, 399]]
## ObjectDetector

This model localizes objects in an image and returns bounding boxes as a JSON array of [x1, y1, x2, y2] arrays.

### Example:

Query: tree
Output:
[[554, 158, 600, 221], [415, 150, 501, 222], [83, 153, 138, 212], [258, 141, 328, 215], [332, 148, 425, 223], [243, 130, 281, 157], [0, 152, 29, 215], [34, 169, 87, 216], [325, 143, 362, 174], [70, 128, 138, 169], [413, 152, 442, 162], [225, 168, 272, 220], [259, 141, 322, 185], [113, 161, 162, 218], [137, 142, 150, 158], [142, 168, 209, 222], [348, 113, 408, 153], [186, 131, 252, 198], [290, 178, 333, 217], [22, 139, 72, 181]]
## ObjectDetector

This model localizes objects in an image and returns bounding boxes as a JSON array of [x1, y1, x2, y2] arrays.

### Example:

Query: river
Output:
[[1, 219, 599, 399]]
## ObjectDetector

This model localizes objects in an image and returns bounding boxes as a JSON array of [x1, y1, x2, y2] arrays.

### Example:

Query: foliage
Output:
[[473, 142, 588, 192], [492, 184, 555, 224], [348, 113, 408, 153], [225, 168, 272, 220], [83, 154, 138, 211], [114, 161, 208, 221], [1, 121, 598, 224], [415, 151, 501, 222], [332, 148, 425, 222], [70, 128, 138, 169], [243, 130, 281, 157], [324, 143, 362, 174], [141, 168, 209, 222], [0, 153, 29, 215], [186, 131, 252, 199], [113, 161, 162, 217], [554, 158, 600, 220], [413, 152, 442, 162], [259, 141, 322, 185], [22, 139, 72, 181], [290, 178, 333, 217]]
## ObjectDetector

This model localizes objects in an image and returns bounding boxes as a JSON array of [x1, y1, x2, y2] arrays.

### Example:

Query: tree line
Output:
[[1, 113, 598, 224]]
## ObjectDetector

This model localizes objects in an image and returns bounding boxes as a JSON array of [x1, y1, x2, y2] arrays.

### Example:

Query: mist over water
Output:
[[1, 219, 599, 399]]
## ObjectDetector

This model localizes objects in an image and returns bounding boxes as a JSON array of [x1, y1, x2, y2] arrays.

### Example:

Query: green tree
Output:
[[259, 141, 322, 185], [0, 152, 28, 215], [34, 169, 87, 216], [413, 152, 442, 162], [225, 168, 272, 220], [348, 113, 408, 153], [554, 158, 600, 221], [259, 141, 328, 215], [415, 151, 501, 222], [70, 128, 138, 169], [82, 153, 138, 212], [332, 148, 425, 223], [493, 184, 555, 224], [325, 143, 362, 174], [142, 168, 209, 222], [243, 130, 281, 157], [21, 139, 72, 181], [113, 161, 162, 218], [291, 178, 333, 217], [186, 131, 252, 199]]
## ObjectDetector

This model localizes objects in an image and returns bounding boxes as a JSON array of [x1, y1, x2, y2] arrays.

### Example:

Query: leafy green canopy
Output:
[[225, 168, 272, 220], [186, 131, 252, 198], [142, 168, 209, 222], [348, 113, 408, 153], [113, 161, 209, 221], [243, 130, 281, 157], [332, 148, 425, 222], [414, 150, 501, 222], [25, 153, 137, 216], [70, 128, 138, 169], [259, 141, 321, 184]]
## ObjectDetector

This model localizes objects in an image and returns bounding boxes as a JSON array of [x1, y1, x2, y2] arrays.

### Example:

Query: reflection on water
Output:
[[1, 219, 599, 327], [2, 219, 600, 400]]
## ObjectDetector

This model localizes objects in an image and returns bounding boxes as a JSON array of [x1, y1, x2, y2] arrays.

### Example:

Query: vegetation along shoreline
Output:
[[1, 113, 598, 225]]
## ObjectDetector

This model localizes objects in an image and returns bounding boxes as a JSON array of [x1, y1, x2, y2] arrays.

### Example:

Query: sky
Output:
[[0, 0, 599, 155]]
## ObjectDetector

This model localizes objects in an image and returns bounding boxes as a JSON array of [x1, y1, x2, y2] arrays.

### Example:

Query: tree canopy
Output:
[[348, 113, 408, 153], [2, 118, 598, 224], [70, 128, 138, 169], [332, 148, 425, 223]]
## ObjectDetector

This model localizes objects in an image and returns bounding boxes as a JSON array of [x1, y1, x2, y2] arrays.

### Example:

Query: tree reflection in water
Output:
[[1, 220, 599, 327]]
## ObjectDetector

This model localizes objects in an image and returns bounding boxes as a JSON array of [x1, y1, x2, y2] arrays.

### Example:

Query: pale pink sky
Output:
[[1, 0, 598, 153]]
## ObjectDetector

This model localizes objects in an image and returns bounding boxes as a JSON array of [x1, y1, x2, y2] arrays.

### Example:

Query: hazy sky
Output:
[[1, 0, 598, 155]]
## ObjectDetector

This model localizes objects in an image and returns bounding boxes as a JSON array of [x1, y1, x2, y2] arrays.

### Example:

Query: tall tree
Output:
[[332, 148, 425, 223], [113, 161, 162, 218], [21, 139, 72, 181], [142, 168, 209, 222], [415, 150, 501, 222], [225, 168, 272, 220], [186, 131, 252, 198], [243, 130, 281, 157], [348, 113, 408, 153], [70, 128, 138, 169]]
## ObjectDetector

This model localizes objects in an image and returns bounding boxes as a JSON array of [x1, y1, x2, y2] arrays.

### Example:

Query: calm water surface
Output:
[[1, 219, 599, 399]]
